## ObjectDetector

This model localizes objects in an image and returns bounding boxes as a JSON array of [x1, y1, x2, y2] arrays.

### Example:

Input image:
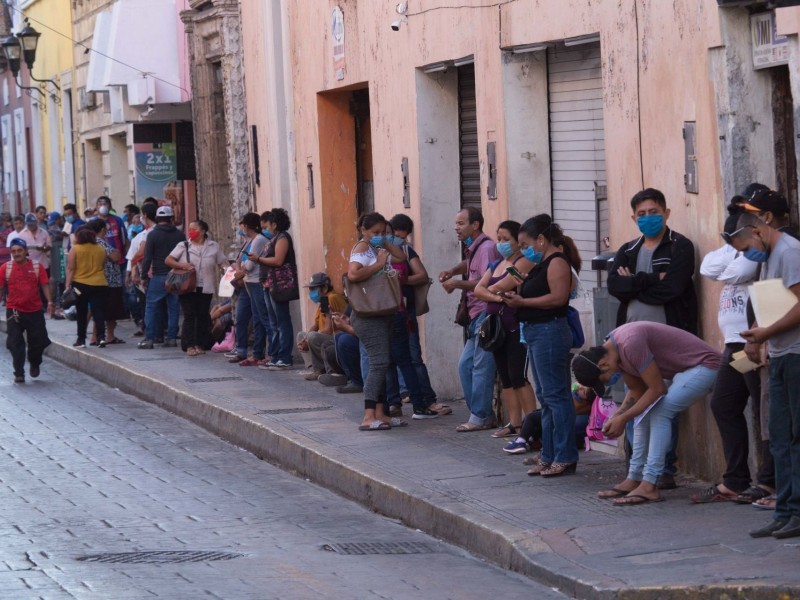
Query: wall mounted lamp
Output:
[[1, 20, 61, 102]]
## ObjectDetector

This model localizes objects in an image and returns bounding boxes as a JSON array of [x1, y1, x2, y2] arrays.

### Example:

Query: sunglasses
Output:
[[720, 225, 754, 244]]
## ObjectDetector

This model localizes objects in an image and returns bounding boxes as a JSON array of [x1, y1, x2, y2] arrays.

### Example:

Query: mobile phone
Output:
[[495, 290, 509, 298], [320, 295, 330, 315], [506, 265, 524, 280]]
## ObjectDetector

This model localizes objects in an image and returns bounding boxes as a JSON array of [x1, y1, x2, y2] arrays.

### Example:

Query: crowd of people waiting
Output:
[[1, 182, 799, 541]]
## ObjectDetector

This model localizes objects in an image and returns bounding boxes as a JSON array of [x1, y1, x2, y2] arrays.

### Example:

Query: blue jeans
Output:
[[264, 291, 293, 364], [243, 282, 270, 360], [768, 353, 800, 521], [144, 274, 179, 340], [234, 289, 254, 357], [458, 313, 497, 426], [335, 332, 363, 387], [395, 316, 437, 404], [523, 317, 576, 464], [625, 413, 680, 476], [386, 312, 426, 411], [629, 365, 717, 484]]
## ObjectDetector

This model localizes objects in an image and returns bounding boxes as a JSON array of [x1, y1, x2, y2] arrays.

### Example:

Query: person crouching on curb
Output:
[[572, 321, 721, 505], [0, 238, 53, 383]]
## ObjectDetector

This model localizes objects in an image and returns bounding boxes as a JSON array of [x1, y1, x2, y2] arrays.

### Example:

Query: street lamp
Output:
[[1, 35, 21, 78], [16, 24, 40, 72]]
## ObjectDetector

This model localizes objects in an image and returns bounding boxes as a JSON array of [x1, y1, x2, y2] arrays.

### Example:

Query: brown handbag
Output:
[[164, 242, 197, 295], [413, 277, 433, 316], [343, 267, 402, 317], [453, 237, 490, 326]]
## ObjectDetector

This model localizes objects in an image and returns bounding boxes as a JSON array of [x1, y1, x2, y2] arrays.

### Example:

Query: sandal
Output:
[[690, 484, 737, 504], [187, 347, 200, 357], [456, 421, 496, 433], [753, 494, 777, 510], [386, 417, 408, 428], [598, 487, 632, 499], [491, 423, 518, 438], [613, 494, 665, 506], [358, 420, 391, 431], [732, 485, 773, 505]]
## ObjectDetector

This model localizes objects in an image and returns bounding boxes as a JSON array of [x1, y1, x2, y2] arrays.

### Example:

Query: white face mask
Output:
[[98, 205, 109, 216]]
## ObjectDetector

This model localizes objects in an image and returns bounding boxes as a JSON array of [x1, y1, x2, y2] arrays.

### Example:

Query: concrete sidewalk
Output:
[[10, 316, 800, 599]]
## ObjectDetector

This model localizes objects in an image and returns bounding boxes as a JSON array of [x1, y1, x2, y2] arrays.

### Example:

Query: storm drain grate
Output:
[[257, 406, 333, 415], [185, 376, 244, 383], [77, 550, 245, 564], [322, 542, 437, 555]]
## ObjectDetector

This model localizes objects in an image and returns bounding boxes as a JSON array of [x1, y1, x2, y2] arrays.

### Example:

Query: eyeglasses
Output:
[[720, 225, 754, 244]]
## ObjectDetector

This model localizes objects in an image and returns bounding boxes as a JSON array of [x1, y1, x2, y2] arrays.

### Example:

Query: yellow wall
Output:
[[22, 0, 73, 210]]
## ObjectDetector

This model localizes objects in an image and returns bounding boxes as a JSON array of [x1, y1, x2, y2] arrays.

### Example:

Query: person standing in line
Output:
[[729, 212, 800, 539], [18, 212, 51, 275], [0, 239, 53, 383], [440, 207, 502, 432], [86, 219, 125, 344], [65, 227, 108, 349], [607, 188, 698, 490], [126, 202, 158, 337]]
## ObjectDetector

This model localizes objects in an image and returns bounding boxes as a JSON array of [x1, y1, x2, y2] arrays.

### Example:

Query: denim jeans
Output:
[[458, 312, 497, 426], [523, 317, 576, 463], [264, 291, 293, 364], [243, 282, 269, 360], [234, 289, 253, 357], [629, 365, 717, 484], [144, 274, 179, 340], [625, 413, 680, 476], [335, 332, 363, 387], [395, 316, 437, 404], [386, 312, 426, 412], [768, 353, 800, 521]]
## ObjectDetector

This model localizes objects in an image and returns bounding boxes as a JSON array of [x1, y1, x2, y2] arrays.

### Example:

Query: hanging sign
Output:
[[332, 6, 346, 80], [751, 11, 788, 70]]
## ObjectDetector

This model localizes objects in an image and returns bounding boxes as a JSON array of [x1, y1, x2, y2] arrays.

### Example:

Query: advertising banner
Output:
[[134, 142, 184, 226]]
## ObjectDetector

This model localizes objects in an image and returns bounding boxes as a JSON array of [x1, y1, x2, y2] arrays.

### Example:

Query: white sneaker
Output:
[[267, 360, 292, 371]]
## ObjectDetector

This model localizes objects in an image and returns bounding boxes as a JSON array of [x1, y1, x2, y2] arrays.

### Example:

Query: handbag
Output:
[[164, 242, 197, 295], [211, 329, 235, 353], [477, 312, 506, 352], [586, 395, 618, 442], [413, 277, 433, 316], [264, 233, 300, 303], [343, 268, 402, 317], [453, 237, 490, 327], [61, 286, 79, 309], [567, 305, 585, 349]]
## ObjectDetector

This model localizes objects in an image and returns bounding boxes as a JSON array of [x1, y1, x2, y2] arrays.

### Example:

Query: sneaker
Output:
[[503, 440, 530, 455], [304, 370, 323, 381], [97, 338, 107, 348], [74, 339, 87, 348], [318, 373, 347, 387], [13, 374, 24, 383], [227, 354, 247, 363], [336, 383, 363, 394], [29, 364, 40, 378], [154, 338, 164, 344], [267, 360, 292, 371], [412, 407, 439, 420], [163, 338, 178, 348], [137, 339, 154, 350], [258, 361, 277, 370], [224, 351, 242, 358]]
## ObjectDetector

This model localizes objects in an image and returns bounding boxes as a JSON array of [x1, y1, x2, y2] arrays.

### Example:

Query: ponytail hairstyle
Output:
[[356, 212, 386, 237], [561, 235, 582, 274], [194, 219, 210, 239], [520, 213, 565, 248]]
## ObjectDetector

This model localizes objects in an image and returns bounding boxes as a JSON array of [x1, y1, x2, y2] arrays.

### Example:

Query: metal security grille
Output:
[[322, 542, 437, 555], [77, 551, 245, 564], [458, 64, 480, 210], [548, 41, 608, 290], [257, 406, 333, 415], [185, 376, 244, 383]]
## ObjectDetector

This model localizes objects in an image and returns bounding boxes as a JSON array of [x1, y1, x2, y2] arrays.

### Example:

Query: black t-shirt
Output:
[[516, 252, 569, 323]]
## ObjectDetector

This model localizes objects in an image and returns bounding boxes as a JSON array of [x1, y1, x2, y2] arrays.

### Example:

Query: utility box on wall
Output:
[[684, 122, 698, 194]]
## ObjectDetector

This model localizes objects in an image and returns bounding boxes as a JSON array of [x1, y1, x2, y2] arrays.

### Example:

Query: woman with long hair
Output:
[[347, 212, 406, 431], [86, 219, 123, 344], [502, 214, 577, 477], [65, 227, 108, 348]]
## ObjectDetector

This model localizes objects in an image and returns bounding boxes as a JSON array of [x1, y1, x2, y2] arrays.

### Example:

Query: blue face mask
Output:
[[637, 214, 664, 238], [744, 246, 768, 263], [309, 289, 321, 304], [521, 246, 543, 264], [370, 235, 385, 248], [387, 235, 404, 246], [261, 229, 274, 239], [65, 216, 74, 224], [496, 241, 514, 259], [608, 371, 622, 387], [130, 225, 144, 235], [464, 236, 474, 247], [236, 228, 246, 238]]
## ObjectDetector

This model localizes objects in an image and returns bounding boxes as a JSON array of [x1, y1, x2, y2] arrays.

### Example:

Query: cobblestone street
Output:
[[0, 343, 564, 600]]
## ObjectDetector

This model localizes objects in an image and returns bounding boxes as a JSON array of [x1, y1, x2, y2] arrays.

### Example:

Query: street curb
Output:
[[18, 324, 798, 600]]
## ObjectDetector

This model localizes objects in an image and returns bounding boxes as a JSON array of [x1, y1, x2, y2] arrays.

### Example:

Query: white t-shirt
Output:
[[126, 226, 153, 270], [349, 244, 378, 268], [168, 239, 227, 294]]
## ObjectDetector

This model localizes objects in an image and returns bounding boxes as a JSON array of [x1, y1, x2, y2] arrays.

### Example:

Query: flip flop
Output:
[[732, 486, 772, 505], [752, 494, 777, 510], [358, 420, 391, 431], [456, 422, 495, 433], [386, 417, 408, 428], [613, 494, 665, 506], [597, 487, 631, 499]]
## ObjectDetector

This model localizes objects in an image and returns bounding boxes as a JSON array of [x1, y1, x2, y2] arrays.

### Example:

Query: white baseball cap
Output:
[[156, 206, 174, 218]]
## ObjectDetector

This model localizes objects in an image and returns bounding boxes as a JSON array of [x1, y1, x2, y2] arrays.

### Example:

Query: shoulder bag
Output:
[[165, 242, 197, 295], [343, 245, 402, 317], [265, 233, 300, 303], [454, 237, 491, 327], [477, 312, 506, 352]]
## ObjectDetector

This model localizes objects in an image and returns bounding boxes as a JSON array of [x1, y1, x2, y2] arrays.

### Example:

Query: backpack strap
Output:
[[5, 260, 11, 280]]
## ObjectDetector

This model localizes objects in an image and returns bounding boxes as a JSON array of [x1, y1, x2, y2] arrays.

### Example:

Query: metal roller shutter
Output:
[[458, 64, 481, 210], [548, 42, 608, 290]]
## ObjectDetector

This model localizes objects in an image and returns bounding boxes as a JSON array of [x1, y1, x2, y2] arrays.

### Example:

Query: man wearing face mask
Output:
[[296, 272, 348, 382], [731, 212, 800, 539], [607, 188, 698, 489], [572, 322, 720, 505]]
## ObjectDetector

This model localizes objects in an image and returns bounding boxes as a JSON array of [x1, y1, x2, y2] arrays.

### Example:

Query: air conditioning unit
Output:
[[78, 87, 96, 110]]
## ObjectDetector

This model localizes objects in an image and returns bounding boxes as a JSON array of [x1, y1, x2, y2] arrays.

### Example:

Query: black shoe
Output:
[[137, 339, 154, 350], [750, 519, 789, 538], [318, 373, 347, 387], [97, 338, 107, 348], [163, 338, 177, 348], [29, 364, 40, 378], [13, 374, 24, 383], [154, 337, 164, 344], [73, 339, 86, 348], [773, 515, 800, 539], [412, 407, 439, 420], [336, 383, 363, 394], [656, 473, 677, 490]]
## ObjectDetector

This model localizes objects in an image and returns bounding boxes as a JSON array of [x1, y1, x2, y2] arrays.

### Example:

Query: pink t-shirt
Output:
[[610, 322, 721, 379], [466, 233, 502, 319]]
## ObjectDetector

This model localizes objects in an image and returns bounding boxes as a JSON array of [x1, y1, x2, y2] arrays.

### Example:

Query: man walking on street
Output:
[[0, 239, 53, 383], [440, 208, 501, 432]]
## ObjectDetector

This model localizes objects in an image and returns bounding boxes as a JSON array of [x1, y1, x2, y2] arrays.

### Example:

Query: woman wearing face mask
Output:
[[347, 212, 407, 431], [165, 220, 228, 356], [501, 214, 577, 477], [473, 220, 537, 439], [251, 208, 296, 370]]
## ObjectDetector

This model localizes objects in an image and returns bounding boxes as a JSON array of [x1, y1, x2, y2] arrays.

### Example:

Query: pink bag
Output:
[[586, 396, 617, 442], [212, 329, 235, 353]]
